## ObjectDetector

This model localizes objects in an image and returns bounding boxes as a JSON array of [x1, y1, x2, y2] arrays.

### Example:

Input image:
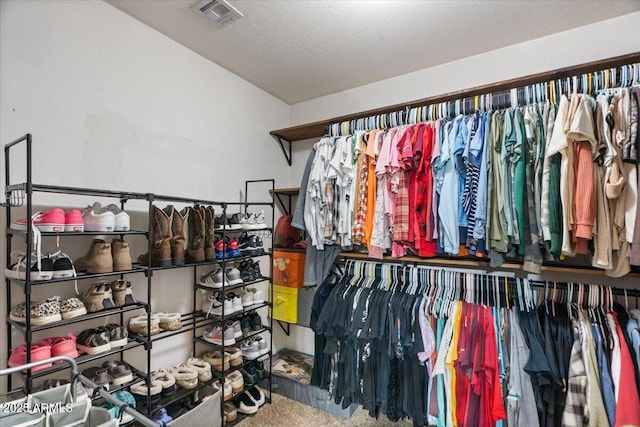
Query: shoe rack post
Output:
[[3, 134, 35, 393], [244, 178, 275, 407], [220, 201, 227, 425], [145, 193, 154, 412]]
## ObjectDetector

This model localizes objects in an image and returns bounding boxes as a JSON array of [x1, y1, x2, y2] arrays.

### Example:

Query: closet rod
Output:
[[342, 260, 640, 298], [270, 51, 640, 144], [528, 280, 640, 299], [338, 252, 640, 278]]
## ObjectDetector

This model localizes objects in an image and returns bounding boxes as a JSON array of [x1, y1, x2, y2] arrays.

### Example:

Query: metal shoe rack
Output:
[[3, 135, 274, 425], [151, 179, 275, 425]]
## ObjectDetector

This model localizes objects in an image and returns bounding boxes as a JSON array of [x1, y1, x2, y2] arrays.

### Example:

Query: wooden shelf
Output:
[[270, 52, 640, 146], [271, 187, 301, 215], [339, 252, 640, 278], [270, 188, 300, 196]]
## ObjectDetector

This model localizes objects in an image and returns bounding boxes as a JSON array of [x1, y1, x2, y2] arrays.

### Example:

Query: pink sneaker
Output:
[[10, 209, 66, 232], [41, 333, 78, 361], [8, 343, 53, 372], [65, 210, 84, 232]]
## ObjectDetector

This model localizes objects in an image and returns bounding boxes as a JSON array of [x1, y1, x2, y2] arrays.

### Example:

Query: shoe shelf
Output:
[[224, 377, 272, 427], [8, 266, 148, 287], [197, 302, 272, 323], [215, 227, 273, 233], [5, 136, 274, 424], [6, 229, 149, 237], [225, 374, 270, 401], [89, 364, 147, 400], [144, 259, 223, 273], [210, 356, 271, 384], [21, 341, 145, 380], [133, 311, 215, 344], [8, 301, 147, 333], [144, 253, 271, 274], [96, 375, 145, 400], [151, 193, 273, 208], [146, 379, 214, 414], [23, 183, 149, 200], [194, 326, 272, 351], [228, 252, 272, 262], [195, 276, 270, 293]]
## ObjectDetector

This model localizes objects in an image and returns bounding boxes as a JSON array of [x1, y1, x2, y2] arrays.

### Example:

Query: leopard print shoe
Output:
[[59, 297, 87, 319], [9, 297, 62, 325]]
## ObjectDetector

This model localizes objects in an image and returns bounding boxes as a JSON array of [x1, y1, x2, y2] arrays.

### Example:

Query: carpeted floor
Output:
[[236, 392, 414, 426]]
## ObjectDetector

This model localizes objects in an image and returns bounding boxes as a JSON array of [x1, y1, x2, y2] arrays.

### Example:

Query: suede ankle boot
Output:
[[75, 239, 113, 274], [204, 206, 216, 262], [164, 206, 188, 266], [111, 238, 132, 271], [138, 206, 172, 267], [185, 206, 205, 263]]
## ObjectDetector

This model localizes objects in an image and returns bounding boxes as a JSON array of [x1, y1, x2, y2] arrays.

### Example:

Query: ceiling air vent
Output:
[[191, 0, 244, 28]]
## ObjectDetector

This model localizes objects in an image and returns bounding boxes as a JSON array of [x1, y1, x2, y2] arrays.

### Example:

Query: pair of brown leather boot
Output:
[[139, 205, 217, 266], [75, 238, 132, 273]]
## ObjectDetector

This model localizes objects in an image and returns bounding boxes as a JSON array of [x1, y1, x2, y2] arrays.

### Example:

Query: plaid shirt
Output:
[[392, 169, 409, 242], [323, 179, 335, 240], [352, 137, 369, 244], [561, 319, 588, 427]]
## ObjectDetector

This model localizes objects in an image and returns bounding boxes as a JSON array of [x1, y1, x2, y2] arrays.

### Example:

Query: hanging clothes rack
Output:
[[271, 52, 640, 163], [341, 259, 640, 302], [0, 356, 158, 427], [327, 62, 640, 136]]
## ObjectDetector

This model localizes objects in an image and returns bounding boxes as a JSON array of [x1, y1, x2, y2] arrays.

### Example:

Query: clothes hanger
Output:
[[500, 276, 507, 310], [428, 269, 439, 315], [543, 281, 550, 315], [440, 270, 450, 317], [432, 270, 443, 316], [444, 270, 454, 317], [526, 278, 535, 311]]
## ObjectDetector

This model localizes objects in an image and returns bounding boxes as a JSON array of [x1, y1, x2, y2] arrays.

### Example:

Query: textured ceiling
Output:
[[106, 0, 640, 105]]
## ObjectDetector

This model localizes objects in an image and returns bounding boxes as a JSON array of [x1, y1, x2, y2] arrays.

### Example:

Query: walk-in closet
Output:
[[2, 1, 640, 426]]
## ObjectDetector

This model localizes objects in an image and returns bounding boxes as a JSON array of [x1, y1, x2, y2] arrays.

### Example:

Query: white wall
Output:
[[291, 11, 640, 127], [283, 11, 640, 354], [0, 0, 290, 392]]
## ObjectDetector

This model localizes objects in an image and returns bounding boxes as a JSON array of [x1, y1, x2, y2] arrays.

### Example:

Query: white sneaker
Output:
[[254, 335, 269, 356], [241, 291, 254, 307], [240, 339, 260, 360], [249, 288, 264, 305], [252, 210, 266, 229], [4, 251, 54, 281], [82, 203, 115, 232], [203, 326, 236, 346], [199, 268, 225, 288], [204, 295, 234, 317], [230, 295, 243, 313], [238, 214, 253, 230], [230, 320, 243, 339], [100, 204, 131, 232]]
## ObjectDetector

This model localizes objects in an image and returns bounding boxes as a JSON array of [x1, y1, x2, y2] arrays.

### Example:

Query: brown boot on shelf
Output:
[[75, 239, 113, 274], [111, 238, 132, 271], [185, 206, 205, 263], [138, 206, 172, 267], [164, 205, 187, 266], [111, 279, 136, 307], [204, 206, 216, 262]]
